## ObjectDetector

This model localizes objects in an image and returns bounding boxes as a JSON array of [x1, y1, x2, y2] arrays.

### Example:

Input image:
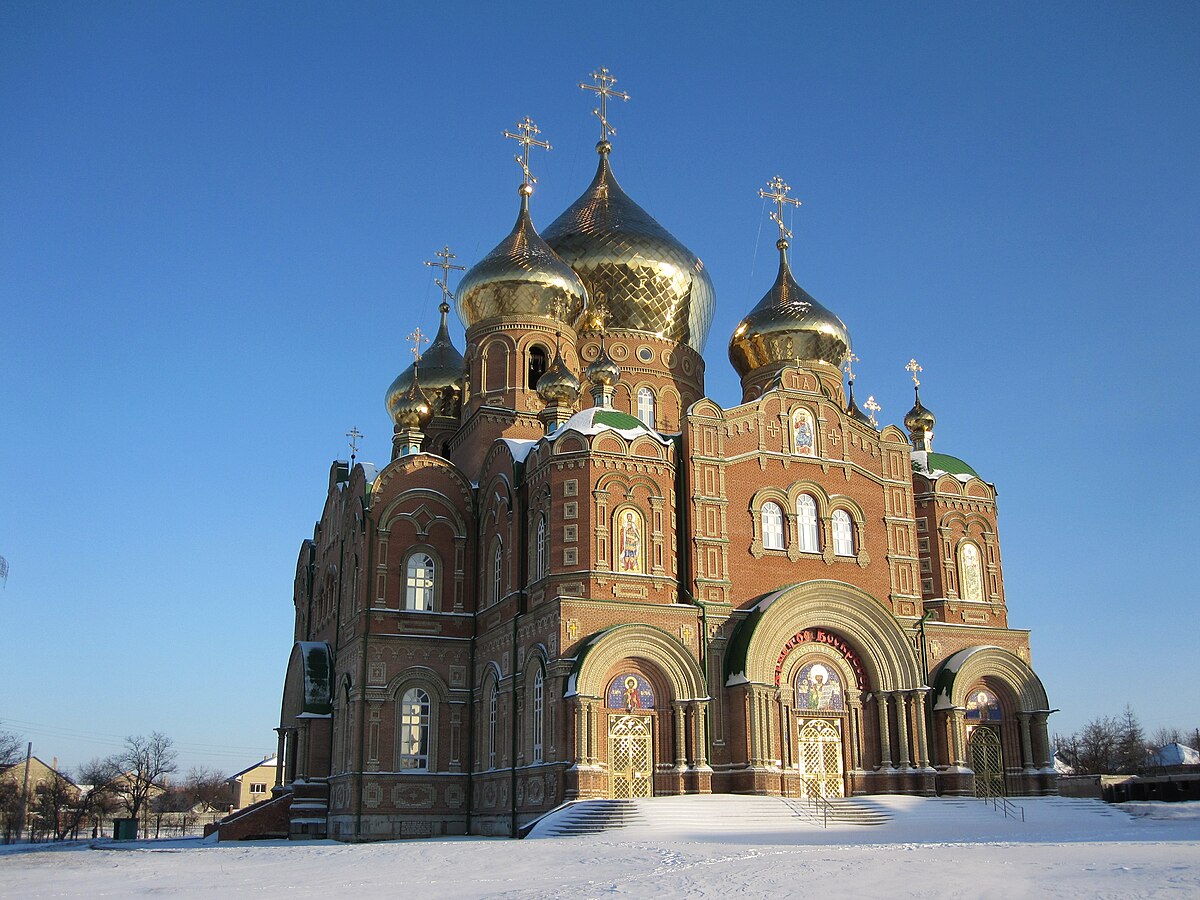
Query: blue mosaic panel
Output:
[[965, 688, 1001, 722], [607, 673, 655, 710], [795, 662, 844, 711]]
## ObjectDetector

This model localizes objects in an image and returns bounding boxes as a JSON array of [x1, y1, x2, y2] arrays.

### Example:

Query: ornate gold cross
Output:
[[346, 426, 363, 459], [580, 66, 629, 142], [759, 175, 802, 241], [906, 358, 923, 388], [423, 245, 466, 304], [503, 117, 551, 187], [844, 352, 861, 383], [407, 327, 430, 363], [864, 396, 881, 428]]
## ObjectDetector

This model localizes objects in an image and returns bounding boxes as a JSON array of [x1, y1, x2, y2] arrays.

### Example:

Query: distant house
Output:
[[0, 756, 79, 839], [1147, 742, 1200, 773], [227, 756, 278, 811]]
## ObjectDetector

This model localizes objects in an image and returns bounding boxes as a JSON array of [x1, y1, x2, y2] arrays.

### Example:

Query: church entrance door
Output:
[[968, 726, 1004, 797], [608, 714, 653, 799], [796, 718, 844, 799]]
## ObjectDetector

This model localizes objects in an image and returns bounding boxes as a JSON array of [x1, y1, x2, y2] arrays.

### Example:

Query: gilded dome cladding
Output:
[[456, 194, 588, 329], [384, 306, 465, 421], [728, 241, 851, 377], [542, 149, 715, 352]]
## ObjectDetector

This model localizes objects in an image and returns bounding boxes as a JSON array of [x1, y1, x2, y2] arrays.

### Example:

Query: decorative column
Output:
[[694, 702, 709, 769], [847, 698, 863, 770], [913, 690, 931, 769], [274, 728, 287, 787], [875, 693, 893, 769], [1018, 712, 1036, 772], [674, 703, 688, 769], [572, 699, 586, 767], [949, 709, 967, 767], [896, 693, 912, 769], [585, 700, 598, 765], [764, 691, 776, 766], [1032, 712, 1052, 769]]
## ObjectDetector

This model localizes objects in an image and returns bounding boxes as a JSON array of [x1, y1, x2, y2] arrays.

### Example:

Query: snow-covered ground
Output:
[[2, 797, 1198, 898]]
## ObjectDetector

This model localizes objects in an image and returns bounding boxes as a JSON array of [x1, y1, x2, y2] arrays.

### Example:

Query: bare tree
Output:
[[182, 767, 231, 812], [31, 772, 78, 841], [0, 724, 21, 768], [67, 758, 121, 840], [108, 733, 177, 833]]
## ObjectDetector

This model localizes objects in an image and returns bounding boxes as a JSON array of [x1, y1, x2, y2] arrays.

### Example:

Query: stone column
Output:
[[585, 700, 598, 765], [274, 728, 287, 787], [913, 690, 930, 769], [572, 699, 586, 766], [694, 702, 709, 768], [674, 703, 688, 769], [765, 691, 776, 766], [949, 709, 966, 767], [847, 699, 863, 770], [876, 693, 893, 769], [287, 726, 299, 783], [1032, 712, 1052, 769], [1018, 712, 1036, 772], [896, 693, 912, 769]]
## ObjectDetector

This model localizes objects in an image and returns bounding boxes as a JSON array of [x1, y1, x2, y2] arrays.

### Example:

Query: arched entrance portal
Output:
[[797, 719, 844, 798], [609, 714, 654, 798], [968, 726, 1004, 797]]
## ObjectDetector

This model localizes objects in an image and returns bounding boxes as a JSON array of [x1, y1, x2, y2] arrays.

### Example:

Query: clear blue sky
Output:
[[2, 1, 1197, 776]]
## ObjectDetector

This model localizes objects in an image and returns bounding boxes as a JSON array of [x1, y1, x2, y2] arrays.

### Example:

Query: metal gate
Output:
[[608, 714, 653, 799], [796, 718, 844, 799], [968, 726, 1005, 797]]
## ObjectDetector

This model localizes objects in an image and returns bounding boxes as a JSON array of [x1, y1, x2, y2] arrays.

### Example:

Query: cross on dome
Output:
[[580, 66, 630, 143], [843, 352, 861, 383], [502, 116, 552, 189], [345, 426, 363, 461], [407, 327, 430, 363], [423, 245, 466, 307], [906, 358, 923, 387], [759, 175, 802, 242], [863, 396, 881, 428]]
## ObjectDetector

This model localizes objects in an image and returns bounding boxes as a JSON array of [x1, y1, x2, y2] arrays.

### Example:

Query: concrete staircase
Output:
[[530, 799, 644, 836]]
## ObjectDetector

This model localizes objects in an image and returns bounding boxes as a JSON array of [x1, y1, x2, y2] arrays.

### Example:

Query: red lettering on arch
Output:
[[774, 629, 867, 689]]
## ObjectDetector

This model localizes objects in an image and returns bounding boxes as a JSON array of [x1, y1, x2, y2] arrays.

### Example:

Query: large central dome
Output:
[[542, 144, 714, 352]]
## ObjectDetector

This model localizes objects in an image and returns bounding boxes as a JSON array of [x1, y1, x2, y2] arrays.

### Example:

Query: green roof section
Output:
[[927, 452, 980, 478], [593, 409, 645, 431]]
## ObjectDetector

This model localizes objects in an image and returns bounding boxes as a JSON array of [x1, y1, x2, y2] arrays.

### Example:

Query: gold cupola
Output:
[[903, 358, 935, 451], [729, 177, 850, 394], [542, 140, 715, 352], [384, 300, 464, 421], [455, 117, 587, 330]]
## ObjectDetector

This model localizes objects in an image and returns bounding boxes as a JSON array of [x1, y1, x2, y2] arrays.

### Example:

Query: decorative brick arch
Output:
[[571, 624, 706, 702], [932, 646, 1049, 712], [738, 581, 922, 692]]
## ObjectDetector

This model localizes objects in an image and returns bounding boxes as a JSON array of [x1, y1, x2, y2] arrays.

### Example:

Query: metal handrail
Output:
[[976, 784, 1025, 822]]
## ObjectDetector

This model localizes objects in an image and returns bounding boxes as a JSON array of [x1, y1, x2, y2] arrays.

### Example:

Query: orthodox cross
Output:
[[843, 352, 861, 383], [590, 294, 610, 334], [759, 176, 802, 242], [863, 396, 881, 428], [346, 426, 363, 465], [580, 66, 630, 142], [423, 245, 466, 305], [503, 117, 551, 187], [407, 327, 430, 363], [906, 358, 923, 388]]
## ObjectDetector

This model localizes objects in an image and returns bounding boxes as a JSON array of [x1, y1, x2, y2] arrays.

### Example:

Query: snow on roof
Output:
[[911, 449, 980, 482], [501, 439, 537, 463], [358, 462, 379, 484], [547, 407, 672, 446], [229, 757, 279, 780], [1150, 742, 1200, 767]]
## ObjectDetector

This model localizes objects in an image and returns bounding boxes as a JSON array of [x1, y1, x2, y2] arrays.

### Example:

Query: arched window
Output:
[[959, 541, 984, 602], [797, 494, 819, 553], [535, 516, 547, 581], [636, 387, 656, 428], [490, 541, 503, 606], [832, 509, 854, 556], [398, 688, 431, 770], [527, 344, 548, 389], [404, 552, 436, 611], [762, 501, 785, 550], [532, 668, 544, 764], [488, 683, 498, 769]]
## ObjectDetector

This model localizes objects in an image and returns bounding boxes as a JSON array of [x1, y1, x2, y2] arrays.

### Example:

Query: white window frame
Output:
[[762, 501, 785, 550], [490, 541, 503, 606], [535, 516, 547, 581], [637, 387, 656, 428], [404, 552, 436, 611], [488, 684, 498, 770], [532, 668, 544, 764], [797, 494, 819, 553], [398, 687, 431, 771], [832, 509, 854, 557]]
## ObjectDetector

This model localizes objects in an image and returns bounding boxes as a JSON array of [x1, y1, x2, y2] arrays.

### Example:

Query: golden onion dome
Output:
[[904, 388, 936, 434], [388, 368, 433, 429], [456, 187, 588, 328], [585, 338, 621, 387], [542, 142, 715, 352], [384, 303, 464, 420], [728, 238, 851, 378], [536, 344, 582, 404]]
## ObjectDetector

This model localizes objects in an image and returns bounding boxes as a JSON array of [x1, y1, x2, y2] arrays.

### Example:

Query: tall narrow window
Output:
[[404, 553, 436, 611], [398, 688, 431, 770], [797, 495, 819, 553], [488, 684, 498, 769], [490, 541, 503, 606], [637, 387, 656, 428], [535, 516, 547, 580], [532, 669, 545, 764], [528, 345, 548, 389], [832, 509, 854, 556], [762, 501, 785, 550]]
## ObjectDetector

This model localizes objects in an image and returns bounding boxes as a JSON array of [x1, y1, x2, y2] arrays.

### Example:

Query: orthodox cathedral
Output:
[[256, 70, 1056, 842]]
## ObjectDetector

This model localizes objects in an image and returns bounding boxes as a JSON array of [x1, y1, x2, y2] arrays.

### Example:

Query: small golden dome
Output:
[[728, 239, 851, 378], [456, 191, 588, 328], [536, 344, 581, 404], [384, 303, 464, 420], [585, 339, 621, 387], [388, 369, 433, 429], [904, 388, 936, 434], [543, 144, 714, 352]]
